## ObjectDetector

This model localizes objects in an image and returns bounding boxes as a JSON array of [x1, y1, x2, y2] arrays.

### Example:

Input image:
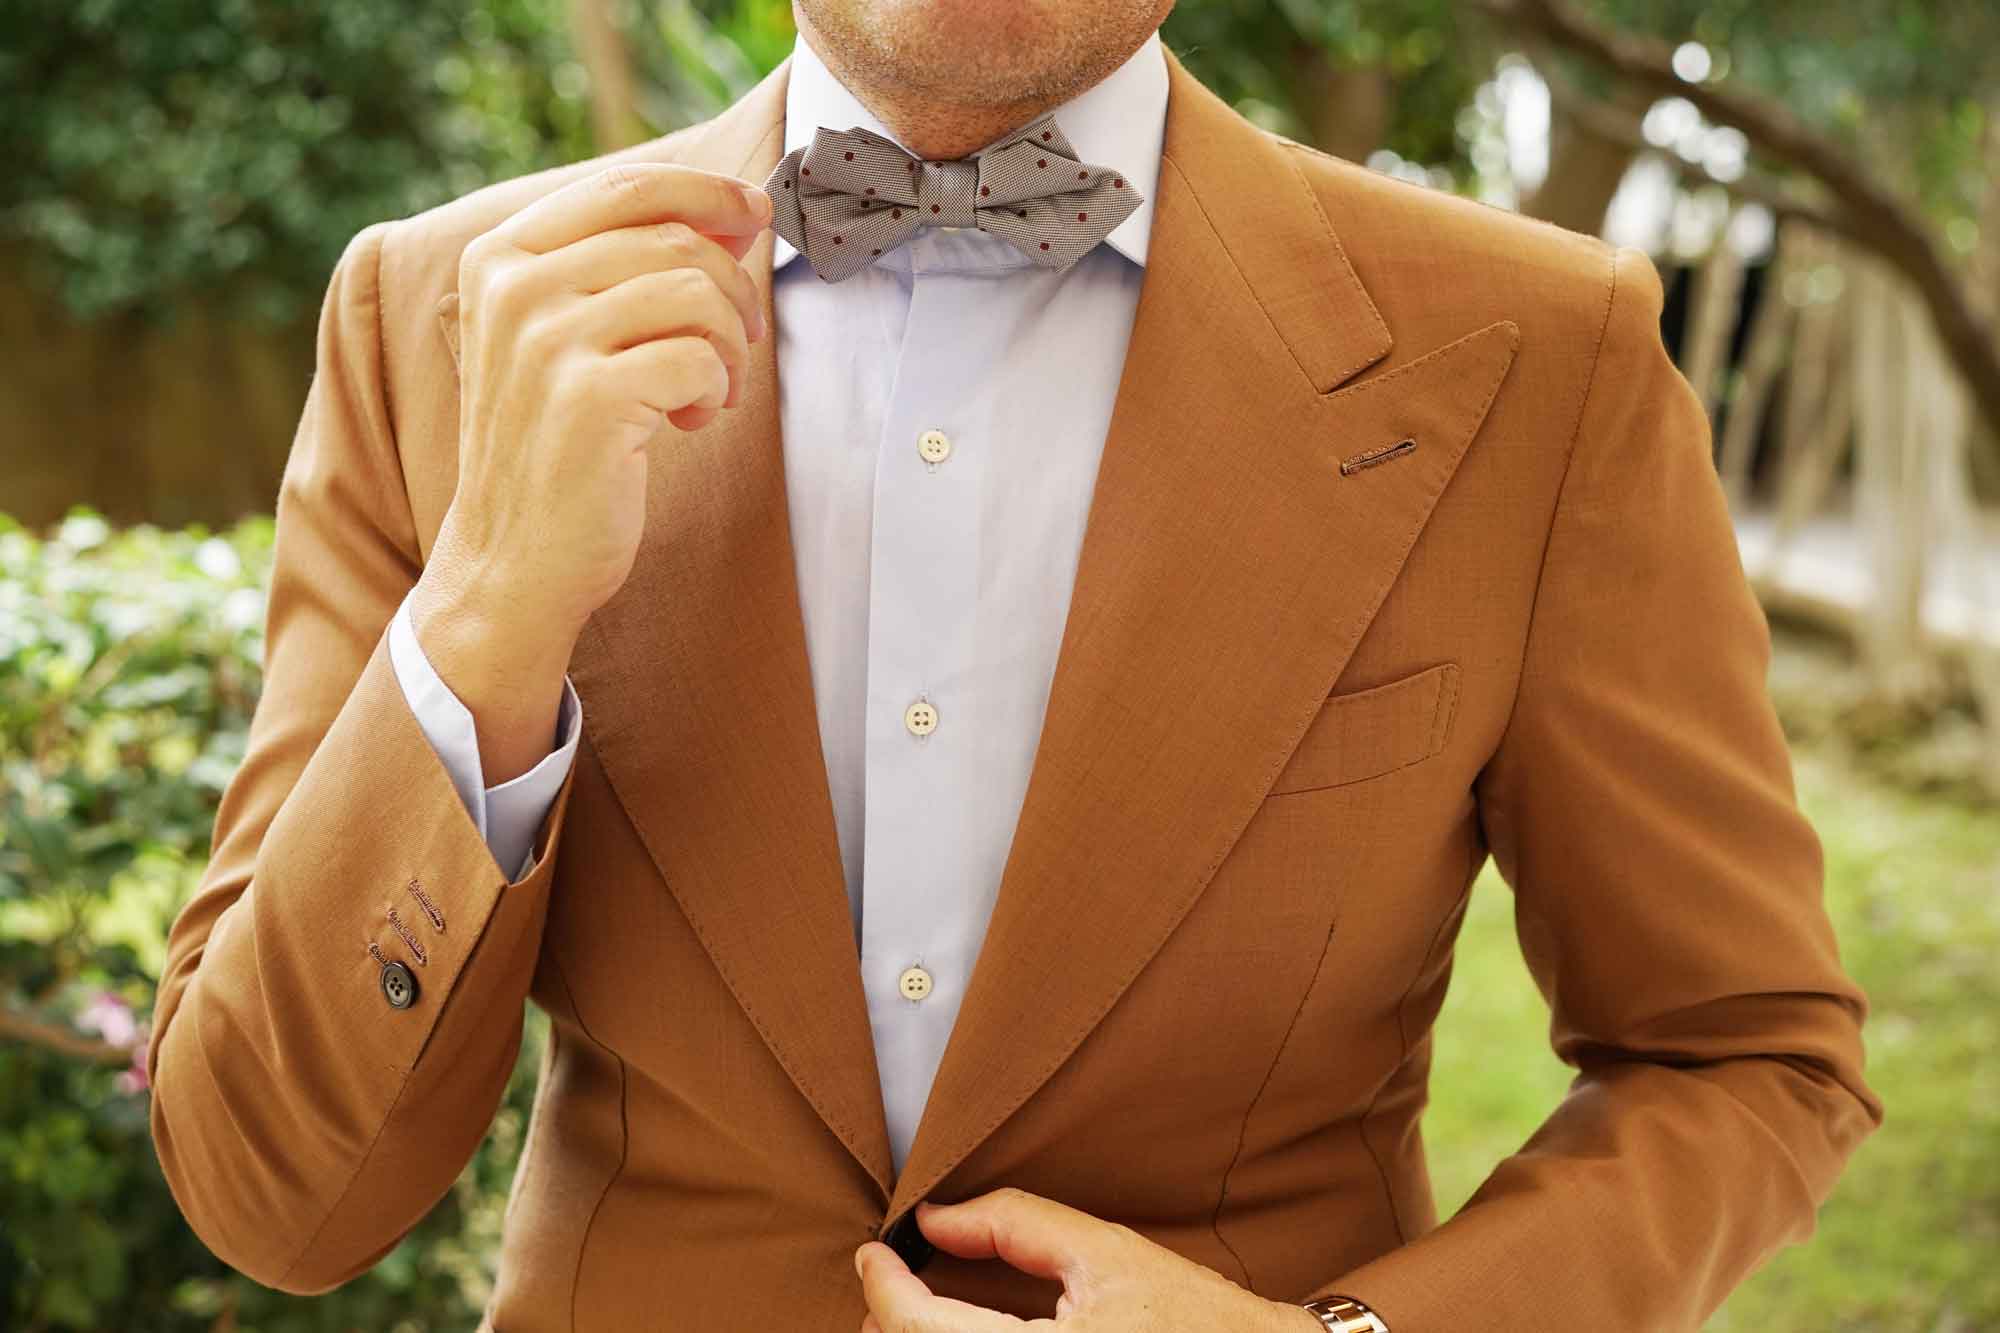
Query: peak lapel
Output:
[[885, 49, 1519, 1221], [440, 57, 899, 1205]]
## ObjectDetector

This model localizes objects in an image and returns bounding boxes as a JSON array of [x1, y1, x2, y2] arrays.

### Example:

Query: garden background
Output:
[[2, 1, 1997, 1328]]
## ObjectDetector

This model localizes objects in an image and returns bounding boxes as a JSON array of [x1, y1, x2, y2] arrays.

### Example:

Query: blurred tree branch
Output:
[[1476, 0, 2000, 443], [1535, 63, 1854, 243], [570, 0, 646, 150], [0, 1007, 131, 1065]]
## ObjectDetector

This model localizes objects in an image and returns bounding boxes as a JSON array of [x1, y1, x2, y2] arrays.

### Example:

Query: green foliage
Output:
[[1164, 0, 1483, 181], [5, 0, 1996, 331], [0, 0, 596, 325], [0, 508, 545, 1330], [641, 0, 797, 129]]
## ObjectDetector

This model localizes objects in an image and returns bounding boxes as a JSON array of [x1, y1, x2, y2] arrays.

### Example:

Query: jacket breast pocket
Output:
[[1266, 661, 1461, 797]]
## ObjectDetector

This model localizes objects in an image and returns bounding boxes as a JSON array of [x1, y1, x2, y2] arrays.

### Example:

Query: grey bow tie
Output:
[[761, 111, 1143, 282]]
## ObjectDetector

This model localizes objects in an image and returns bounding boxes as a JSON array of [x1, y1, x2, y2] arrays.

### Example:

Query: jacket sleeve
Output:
[[145, 218, 582, 1294], [1307, 246, 1884, 1330]]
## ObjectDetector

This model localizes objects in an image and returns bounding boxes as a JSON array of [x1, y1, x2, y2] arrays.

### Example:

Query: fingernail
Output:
[[748, 184, 773, 221], [854, 1245, 867, 1275]]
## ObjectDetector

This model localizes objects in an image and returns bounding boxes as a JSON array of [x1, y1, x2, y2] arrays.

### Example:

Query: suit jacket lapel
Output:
[[883, 49, 1519, 1221]]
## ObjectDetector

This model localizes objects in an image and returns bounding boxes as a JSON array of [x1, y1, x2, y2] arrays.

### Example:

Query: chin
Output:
[[810, 0, 1073, 89]]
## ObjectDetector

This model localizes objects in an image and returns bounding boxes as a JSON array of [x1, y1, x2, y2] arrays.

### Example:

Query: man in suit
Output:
[[146, 1, 1883, 1328]]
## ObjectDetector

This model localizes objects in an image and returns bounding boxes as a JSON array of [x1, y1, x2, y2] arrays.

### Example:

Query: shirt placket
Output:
[[859, 234, 1010, 1174]]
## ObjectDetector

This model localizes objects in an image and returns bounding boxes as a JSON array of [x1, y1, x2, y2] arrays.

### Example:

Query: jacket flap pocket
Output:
[[1267, 661, 1460, 796]]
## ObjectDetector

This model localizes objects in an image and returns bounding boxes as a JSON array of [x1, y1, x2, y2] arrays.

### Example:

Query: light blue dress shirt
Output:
[[387, 28, 1168, 1175]]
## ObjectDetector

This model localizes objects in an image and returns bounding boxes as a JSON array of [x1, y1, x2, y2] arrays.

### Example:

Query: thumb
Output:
[[911, 1188, 1116, 1285]]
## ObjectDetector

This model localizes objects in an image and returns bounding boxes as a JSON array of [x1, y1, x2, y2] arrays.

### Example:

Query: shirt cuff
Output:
[[386, 588, 583, 880]]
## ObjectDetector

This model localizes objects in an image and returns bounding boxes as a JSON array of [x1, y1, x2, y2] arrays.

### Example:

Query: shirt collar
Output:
[[770, 27, 1167, 273]]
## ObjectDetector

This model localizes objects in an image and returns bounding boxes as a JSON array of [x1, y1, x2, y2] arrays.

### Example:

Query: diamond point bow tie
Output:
[[761, 112, 1143, 282]]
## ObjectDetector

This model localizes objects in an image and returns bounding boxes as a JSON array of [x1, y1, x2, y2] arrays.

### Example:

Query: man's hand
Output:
[[409, 163, 772, 783], [854, 1187, 1326, 1332]]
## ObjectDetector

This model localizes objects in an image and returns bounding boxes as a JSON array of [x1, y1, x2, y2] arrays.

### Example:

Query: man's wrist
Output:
[[407, 563, 580, 787], [1273, 1299, 1333, 1332]]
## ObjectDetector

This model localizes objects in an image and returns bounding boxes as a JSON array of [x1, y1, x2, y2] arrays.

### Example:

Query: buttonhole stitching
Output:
[[1338, 437, 1417, 476], [386, 904, 429, 967], [407, 876, 446, 932]]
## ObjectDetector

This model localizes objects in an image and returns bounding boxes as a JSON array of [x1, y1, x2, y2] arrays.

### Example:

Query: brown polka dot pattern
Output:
[[761, 111, 1143, 283]]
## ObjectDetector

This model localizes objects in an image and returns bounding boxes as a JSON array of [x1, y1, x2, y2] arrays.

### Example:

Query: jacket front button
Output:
[[380, 960, 418, 1009], [882, 1210, 934, 1273]]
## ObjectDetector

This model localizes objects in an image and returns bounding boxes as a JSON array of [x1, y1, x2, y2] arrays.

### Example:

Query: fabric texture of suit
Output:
[[146, 43, 1883, 1332]]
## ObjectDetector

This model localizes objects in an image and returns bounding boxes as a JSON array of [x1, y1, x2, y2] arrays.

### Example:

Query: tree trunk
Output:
[[1714, 220, 1800, 508], [1524, 94, 1635, 235], [1850, 256, 1938, 700], [1681, 207, 1751, 422], [1287, 48, 1393, 164], [569, 0, 644, 151], [1771, 230, 1852, 549], [1959, 99, 2000, 788]]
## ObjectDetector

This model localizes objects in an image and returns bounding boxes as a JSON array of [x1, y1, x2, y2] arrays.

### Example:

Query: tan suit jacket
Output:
[[147, 47, 1883, 1332]]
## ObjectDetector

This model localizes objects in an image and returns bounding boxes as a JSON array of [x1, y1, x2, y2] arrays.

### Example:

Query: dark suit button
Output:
[[380, 960, 418, 1009], [882, 1209, 934, 1273]]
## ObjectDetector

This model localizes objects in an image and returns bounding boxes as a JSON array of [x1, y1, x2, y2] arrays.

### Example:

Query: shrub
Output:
[[0, 507, 541, 1331]]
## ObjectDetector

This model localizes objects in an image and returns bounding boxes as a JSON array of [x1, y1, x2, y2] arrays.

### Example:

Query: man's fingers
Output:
[[492, 162, 772, 256], [596, 335, 731, 432], [909, 1190, 1115, 1284], [576, 267, 751, 407], [543, 220, 766, 342], [854, 1242, 1030, 1332]]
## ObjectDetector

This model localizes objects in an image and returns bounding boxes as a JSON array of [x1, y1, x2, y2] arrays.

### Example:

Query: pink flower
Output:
[[76, 990, 138, 1049], [121, 1024, 152, 1093]]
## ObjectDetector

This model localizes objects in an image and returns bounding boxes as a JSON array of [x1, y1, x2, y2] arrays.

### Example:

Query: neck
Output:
[[791, 15, 1080, 161]]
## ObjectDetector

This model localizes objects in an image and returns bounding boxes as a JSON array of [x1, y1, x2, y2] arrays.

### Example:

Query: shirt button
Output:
[[904, 699, 938, 736], [898, 965, 934, 1001], [917, 429, 951, 464], [380, 960, 418, 1009]]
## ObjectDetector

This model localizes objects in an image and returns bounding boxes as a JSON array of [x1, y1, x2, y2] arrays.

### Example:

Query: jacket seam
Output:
[[360, 219, 424, 573], [556, 945, 628, 1333], [1209, 911, 1342, 1291], [1354, 836, 1482, 1244]]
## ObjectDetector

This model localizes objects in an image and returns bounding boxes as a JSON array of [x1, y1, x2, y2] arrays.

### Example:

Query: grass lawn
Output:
[[1422, 732, 2000, 1331]]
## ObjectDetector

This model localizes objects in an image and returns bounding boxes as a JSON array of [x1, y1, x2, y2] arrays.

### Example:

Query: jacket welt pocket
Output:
[[1266, 661, 1461, 797]]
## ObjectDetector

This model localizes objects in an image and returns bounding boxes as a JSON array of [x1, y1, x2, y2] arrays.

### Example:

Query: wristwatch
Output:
[[1300, 1294, 1390, 1331]]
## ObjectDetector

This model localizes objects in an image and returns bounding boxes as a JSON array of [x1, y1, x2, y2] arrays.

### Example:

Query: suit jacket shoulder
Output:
[[381, 118, 719, 321]]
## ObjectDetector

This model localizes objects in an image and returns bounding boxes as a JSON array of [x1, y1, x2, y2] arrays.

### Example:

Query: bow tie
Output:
[[761, 111, 1143, 282]]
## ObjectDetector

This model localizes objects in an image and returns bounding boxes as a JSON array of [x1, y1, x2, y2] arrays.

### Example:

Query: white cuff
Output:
[[387, 588, 582, 881]]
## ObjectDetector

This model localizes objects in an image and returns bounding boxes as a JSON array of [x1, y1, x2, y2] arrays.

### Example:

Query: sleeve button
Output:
[[380, 960, 418, 1009]]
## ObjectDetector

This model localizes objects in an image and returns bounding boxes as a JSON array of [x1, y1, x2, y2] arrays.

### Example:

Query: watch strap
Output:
[[1300, 1294, 1390, 1332]]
